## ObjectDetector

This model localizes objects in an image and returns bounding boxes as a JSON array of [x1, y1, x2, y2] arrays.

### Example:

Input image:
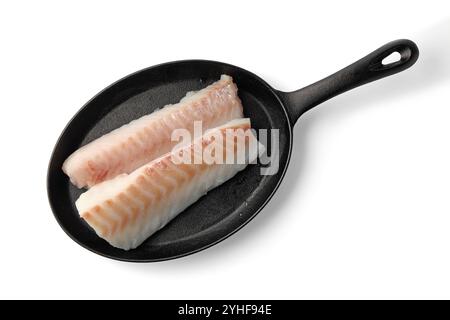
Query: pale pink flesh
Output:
[[62, 75, 243, 188], [75, 118, 261, 250]]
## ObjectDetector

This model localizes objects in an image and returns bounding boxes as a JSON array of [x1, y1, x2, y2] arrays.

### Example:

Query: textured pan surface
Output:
[[47, 60, 292, 261]]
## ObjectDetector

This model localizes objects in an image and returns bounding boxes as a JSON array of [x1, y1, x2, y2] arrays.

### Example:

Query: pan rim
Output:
[[46, 59, 294, 262]]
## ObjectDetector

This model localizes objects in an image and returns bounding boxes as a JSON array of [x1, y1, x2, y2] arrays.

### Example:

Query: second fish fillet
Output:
[[75, 118, 261, 250], [63, 75, 243, 188]]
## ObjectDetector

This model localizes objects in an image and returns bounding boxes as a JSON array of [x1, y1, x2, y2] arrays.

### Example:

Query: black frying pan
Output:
[[47, 39, 419, 262]]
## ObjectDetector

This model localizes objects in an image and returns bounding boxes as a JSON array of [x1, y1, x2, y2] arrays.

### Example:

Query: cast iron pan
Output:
[[48, 39, 419, 262]]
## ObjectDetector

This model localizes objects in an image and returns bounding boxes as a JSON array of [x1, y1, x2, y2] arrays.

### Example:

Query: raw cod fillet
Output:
[[76, 118, 261, 250], [63, 75, 243, 188]]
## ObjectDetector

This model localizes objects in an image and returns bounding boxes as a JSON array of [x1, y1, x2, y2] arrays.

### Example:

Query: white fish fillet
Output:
[[76, 118, 262, 250], [63, 75, 243, 188]]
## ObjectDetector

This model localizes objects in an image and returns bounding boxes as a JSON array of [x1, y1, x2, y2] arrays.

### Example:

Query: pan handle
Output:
[[278, 39, 419, 124]]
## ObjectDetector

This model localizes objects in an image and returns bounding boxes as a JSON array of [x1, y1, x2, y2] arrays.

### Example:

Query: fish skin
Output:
[[76, 118, 261, 250], [63, 75, 243, 188]]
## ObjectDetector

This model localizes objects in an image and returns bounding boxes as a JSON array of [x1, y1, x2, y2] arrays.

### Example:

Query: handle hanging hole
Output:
[[382, 51, 401, 65]]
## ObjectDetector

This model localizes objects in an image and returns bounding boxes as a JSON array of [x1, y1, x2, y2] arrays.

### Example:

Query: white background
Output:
[[1, 1, 449, 299]]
